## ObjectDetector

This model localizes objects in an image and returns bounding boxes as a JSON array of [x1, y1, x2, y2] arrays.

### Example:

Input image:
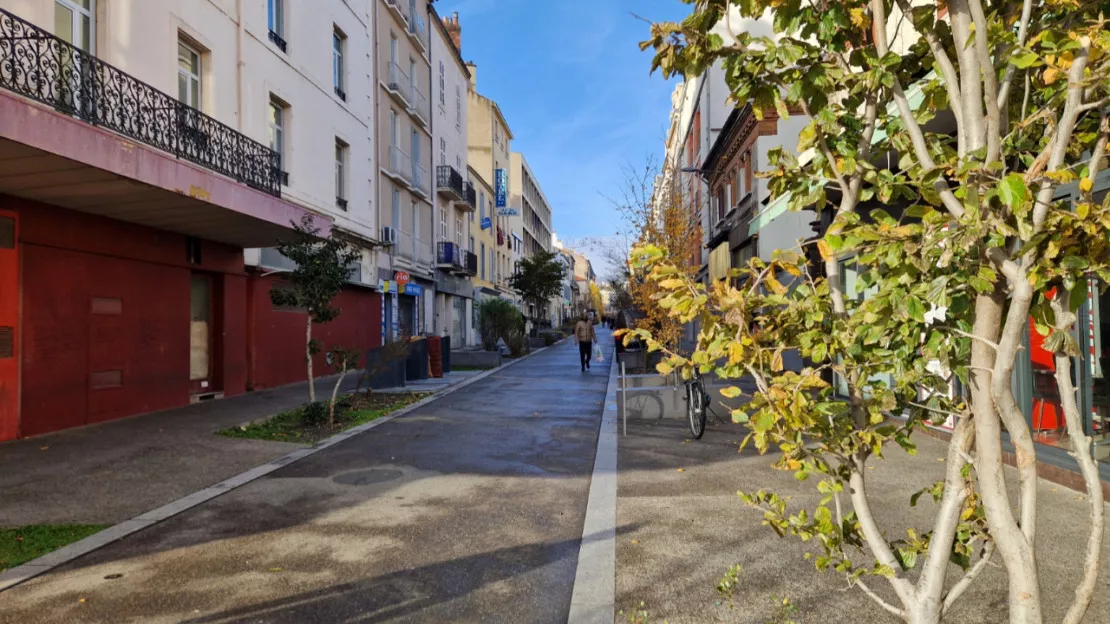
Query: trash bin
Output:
[[428, 335, 443, 379], [405, 337, 429, 381]]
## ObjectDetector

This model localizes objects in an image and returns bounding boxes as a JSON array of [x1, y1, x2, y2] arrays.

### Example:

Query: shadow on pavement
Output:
[[180, 526, 640, 624]]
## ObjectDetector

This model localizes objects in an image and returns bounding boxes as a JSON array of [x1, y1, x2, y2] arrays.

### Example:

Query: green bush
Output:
[[543, 333, 557, 346], [299, 402, 329, 427], [477, 298, 522, 351]]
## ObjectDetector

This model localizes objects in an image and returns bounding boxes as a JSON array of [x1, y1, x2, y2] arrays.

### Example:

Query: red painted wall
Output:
[[4, 196, 248, 438], [247, 273, 382, 391]]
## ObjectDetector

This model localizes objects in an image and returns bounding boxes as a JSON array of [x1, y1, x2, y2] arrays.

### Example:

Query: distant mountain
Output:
[[560, 236, 627, 282]]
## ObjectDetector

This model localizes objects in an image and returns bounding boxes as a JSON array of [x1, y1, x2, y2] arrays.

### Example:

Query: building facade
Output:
[[374, 0, 434, 340], [509, 152, 556, 319], [0, 0, 392, 439], [467, 64, 516, 309], [429, 8, 477, 347]]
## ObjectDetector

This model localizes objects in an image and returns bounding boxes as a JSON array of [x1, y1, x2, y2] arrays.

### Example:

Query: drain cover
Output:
[[332, 469, 403, 486]]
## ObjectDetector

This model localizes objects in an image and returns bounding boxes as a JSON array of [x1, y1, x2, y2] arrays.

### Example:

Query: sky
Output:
[[435, 0, 690, 248]]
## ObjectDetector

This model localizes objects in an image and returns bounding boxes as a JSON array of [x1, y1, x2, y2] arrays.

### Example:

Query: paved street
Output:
[[0, 334, 613, 624]]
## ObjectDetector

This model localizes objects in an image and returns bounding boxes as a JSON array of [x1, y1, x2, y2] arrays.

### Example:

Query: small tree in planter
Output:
[[325, 347, 361, 425], [270, 215, 360, 404], [509, 250, 566, 325]]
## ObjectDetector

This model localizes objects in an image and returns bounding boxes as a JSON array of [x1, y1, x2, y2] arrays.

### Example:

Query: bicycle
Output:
[[683, 369, 710, 439]]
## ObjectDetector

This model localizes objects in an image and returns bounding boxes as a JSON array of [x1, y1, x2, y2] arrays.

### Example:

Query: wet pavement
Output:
[[0, 332, 614, 624]]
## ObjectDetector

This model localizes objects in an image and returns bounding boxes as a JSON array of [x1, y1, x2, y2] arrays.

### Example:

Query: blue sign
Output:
[[481, 217, 492, 230], [403, 283, 424, 296], [495, 168, 508, 208]]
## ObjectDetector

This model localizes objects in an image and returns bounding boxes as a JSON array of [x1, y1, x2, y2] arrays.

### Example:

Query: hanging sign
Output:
[[404, 283, 425, 296], [497, 208, 519, 216], [495, 168, 508, 207], [481, 217, 492, 230]]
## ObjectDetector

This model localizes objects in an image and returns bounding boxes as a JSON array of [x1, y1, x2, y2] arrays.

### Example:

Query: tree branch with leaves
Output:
[[638, 1, 1110, 622]]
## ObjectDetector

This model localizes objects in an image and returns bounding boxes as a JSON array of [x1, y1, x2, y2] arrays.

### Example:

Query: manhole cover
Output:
[[332, 469, 404, 486]]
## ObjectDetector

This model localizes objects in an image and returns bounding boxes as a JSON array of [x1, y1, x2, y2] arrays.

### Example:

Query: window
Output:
[[455, 85, 461, 128], [439, 207, 448, 240], [480, 242, 486, 279], [389, 109, 398, 148], [479, 191, 486, 220], [409, 58, 417, 100], [268, 98, 286, 177], [333, 28, 346, 100], [456, 216, 463, 247], [55, 0, 95, 53], [469, 235, 475, 254], [335, 139, 348, 209], [177, 41, 201, 109], [439, 62, 446, 106], [392, 188, 401, 228], [390, 34, 398, 66], [412, 201, 419, 241], [267, 0, 286, 51], [440, 138, 447, 166]]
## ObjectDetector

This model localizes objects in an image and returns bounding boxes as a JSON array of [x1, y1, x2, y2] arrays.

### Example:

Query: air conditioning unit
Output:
[[380, 226, 398, 245]]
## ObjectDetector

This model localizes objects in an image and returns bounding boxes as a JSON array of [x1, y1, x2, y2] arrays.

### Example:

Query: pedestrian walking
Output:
[[574, 312, 597, 372]]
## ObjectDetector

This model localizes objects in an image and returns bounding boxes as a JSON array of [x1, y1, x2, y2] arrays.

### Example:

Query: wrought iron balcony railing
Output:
[[463, 181, 477, 210], [462, 249, 478, 275], [436, 165, 464, 200], [436, 241, 458, 266], [0, 7, 282, 197]]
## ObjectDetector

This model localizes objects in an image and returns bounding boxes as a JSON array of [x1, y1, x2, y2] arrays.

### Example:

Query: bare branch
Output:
[[943, 542, 997, 614], [852, 577, 907, 618], [969, 0, 1002, 163], [870, 0, 966, 219], [997, 0, 1035, 108], [948, 327, 1001, 351], [893, 0, 964, 134], [1050, 295, 1105, 624], [849, 458, 916, 605], [918, 417, 976, 612]]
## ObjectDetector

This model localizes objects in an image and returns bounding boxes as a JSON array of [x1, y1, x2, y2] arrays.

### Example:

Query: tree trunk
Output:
[[306, 316, 316, 404], [328, 366, 348, 426], [970, 292, 1043, 624]]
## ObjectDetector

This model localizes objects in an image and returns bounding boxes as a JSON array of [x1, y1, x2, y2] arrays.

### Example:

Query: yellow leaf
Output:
[[817, 239, 835, 261], [676, 467, 685, 473], [849, 7, 869, 28], [1080, 177, 1094, 193], [1043, 66, 1060, 85]]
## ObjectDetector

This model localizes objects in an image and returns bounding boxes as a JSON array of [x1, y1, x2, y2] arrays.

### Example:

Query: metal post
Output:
[[621, 361, 627, 436]]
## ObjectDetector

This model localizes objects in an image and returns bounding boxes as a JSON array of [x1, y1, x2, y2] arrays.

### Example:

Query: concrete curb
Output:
[[568, 354, 618, 623], [0, 342, 559, 593]]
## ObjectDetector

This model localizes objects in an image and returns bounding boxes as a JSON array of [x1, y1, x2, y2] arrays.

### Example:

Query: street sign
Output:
[[394, 271, 411, 287], [495, 168, 507, 207], [481, 217, 492, 230], [404, 283, 424, 296], [496, 208, 519, 216]]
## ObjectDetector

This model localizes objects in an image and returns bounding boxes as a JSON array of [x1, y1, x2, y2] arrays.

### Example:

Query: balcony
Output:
[[384, 0, 410, 25], [408, 10, 430, 55], [437, 242, 477, 276], [386, 145, 412, 185], [409, 83, 430, 127], [436, 165, 465, 201], [0, 8, 281, 197], [411, 161, 428, 197], [396, 230, 431, 265], [461, 181, 477, 212], [386, 62, 411, 108]]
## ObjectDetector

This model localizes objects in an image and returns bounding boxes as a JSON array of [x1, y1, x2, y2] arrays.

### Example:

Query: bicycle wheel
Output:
[[687, 381, 706, 439]]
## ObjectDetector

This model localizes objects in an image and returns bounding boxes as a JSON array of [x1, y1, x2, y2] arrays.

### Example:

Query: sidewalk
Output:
[[615, 388, 1110, 623], [0, 332, 614, 623], [0, 370, 476, 527]]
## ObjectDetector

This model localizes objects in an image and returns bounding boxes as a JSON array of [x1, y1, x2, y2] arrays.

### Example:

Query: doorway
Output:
[[0, 211, 18, 440], [189, 274, 214, 395]]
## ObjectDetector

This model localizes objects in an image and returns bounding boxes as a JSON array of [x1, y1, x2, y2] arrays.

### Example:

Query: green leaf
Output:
[[998, 174, 1027, 208], [906, 297, 926, 323], [1010, 50, 1040, 68], [1062, 256, 1089, 271]]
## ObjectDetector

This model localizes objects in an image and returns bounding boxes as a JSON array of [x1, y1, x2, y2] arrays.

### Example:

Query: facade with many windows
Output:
[[467, 66, 516, 310], [0, 0, 387, 438], [429, 8, 476, 347], [375, 0, 434, 341]]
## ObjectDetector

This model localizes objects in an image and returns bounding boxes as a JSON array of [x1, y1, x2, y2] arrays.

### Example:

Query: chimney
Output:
[[443, 11, 462, 54], [466, 62, 477, 87]]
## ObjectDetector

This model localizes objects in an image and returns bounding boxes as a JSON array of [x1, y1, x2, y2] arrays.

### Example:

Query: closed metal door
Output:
[[0, 212, 19, 440]]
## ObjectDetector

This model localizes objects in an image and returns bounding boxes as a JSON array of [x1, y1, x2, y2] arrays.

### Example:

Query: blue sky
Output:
[[435, 0, 689, 242]]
